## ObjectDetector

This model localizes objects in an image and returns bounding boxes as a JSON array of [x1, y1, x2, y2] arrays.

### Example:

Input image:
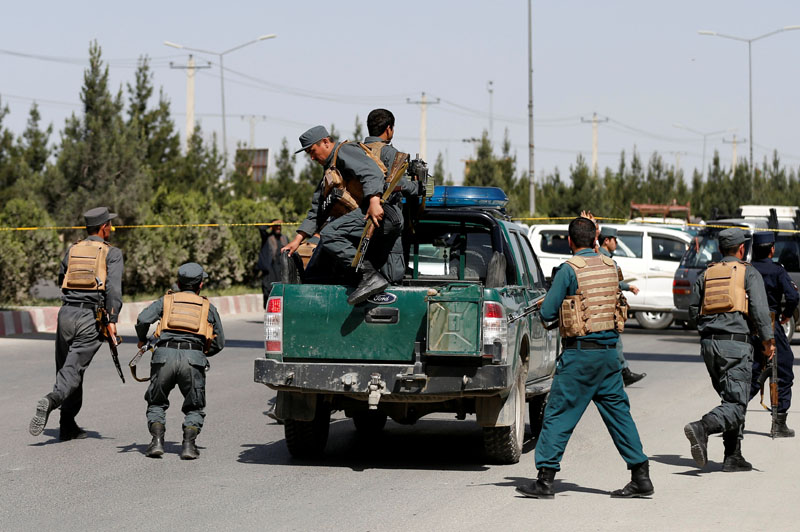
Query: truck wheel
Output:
[[482, 365, 525, 464], [635, 311, 673, 330], [352, 411, 387, 434], [284, 407, 331, 458], [528, 393, 548, 440]]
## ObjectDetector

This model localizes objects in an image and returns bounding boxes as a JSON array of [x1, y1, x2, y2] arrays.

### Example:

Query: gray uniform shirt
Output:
[[59, 235, 124, 323], [364, 136, 417, 196], [297, 141, 385, 237], [688, 256, 773, 339], [135, 292, 225, 356]]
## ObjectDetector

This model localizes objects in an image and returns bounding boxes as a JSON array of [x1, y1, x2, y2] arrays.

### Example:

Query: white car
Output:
[[527, 223, 692, 329]]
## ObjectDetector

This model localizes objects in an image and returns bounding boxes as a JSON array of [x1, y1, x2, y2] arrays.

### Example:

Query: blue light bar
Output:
[[427, 186, 509, 209]]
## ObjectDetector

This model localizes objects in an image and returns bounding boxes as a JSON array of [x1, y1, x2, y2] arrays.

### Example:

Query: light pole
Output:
[[164, 34, 276, 158], [672, 124, 729, 179], [698, 25, 800, 179]]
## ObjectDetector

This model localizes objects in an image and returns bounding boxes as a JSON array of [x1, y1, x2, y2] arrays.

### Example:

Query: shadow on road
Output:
[[117, 440, 204, 457], [494, 476, 609, 497], [5, 332, 57, 341], [225, 339, 264, 349], [623, 352, 704, 363], [29, 427, 110, 446]]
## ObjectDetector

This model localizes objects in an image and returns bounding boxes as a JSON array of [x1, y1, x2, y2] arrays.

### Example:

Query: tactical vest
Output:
[[701, 260, 749, 315], [559, 255, 627, 337], [61, 239, 110, 290], [155, 291, 215, 343], [363, 141, 409, 184], [322, 141, 366, 218]]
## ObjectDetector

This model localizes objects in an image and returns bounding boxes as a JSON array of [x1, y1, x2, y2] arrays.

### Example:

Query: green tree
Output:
[[352, 115, 363, 141]]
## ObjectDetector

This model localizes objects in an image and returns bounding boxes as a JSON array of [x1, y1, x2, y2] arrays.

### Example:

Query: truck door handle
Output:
[[365, 307, 399, 324]]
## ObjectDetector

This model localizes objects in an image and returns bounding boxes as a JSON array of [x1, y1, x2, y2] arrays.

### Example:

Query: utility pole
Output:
[[527, 0, 535, 216], [241, 115, 267, 148], [407, 92, 440, 161], [581, 112, 608, 176], [723, 135, 747, 172], [169, 55, 211, 151], [487, 80, 494, 143]]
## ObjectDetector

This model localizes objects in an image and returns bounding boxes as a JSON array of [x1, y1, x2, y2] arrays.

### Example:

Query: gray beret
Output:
[[718, 228, 746, 249], [599, 226, 618, 240], [83, 207, 117, 227], [295, 125, 330, 153], [177, 262, 208, 285]]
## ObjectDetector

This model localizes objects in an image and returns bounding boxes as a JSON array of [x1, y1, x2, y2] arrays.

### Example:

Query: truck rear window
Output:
[[408, 222, 494, 282]]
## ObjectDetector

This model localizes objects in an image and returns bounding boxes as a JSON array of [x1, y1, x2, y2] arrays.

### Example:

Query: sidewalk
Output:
[[0, 294, 263, 336]]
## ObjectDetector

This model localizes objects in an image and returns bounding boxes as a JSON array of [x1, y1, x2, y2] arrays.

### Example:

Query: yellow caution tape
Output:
[[0, 221, 298, 232]]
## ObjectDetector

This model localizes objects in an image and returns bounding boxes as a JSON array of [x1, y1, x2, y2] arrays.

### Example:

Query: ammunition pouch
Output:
[[701, 260, 748, 315], [62, 239, 110, 290]]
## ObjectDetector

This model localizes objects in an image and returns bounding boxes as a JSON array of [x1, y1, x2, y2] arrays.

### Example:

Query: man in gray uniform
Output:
[[685, 228, 774, 472], [29, 207, 124, 441], [282, 125, 401, 305], [135, 263, 225, 459], [598, 226, 647, 386]]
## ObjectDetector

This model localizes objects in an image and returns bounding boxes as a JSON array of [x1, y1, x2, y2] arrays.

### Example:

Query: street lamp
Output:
[[698, 25, 800, 179], [164, 34, 277, 158], [672, 124, 730, 179]]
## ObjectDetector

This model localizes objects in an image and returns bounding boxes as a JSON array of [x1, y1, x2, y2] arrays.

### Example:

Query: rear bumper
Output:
[[672, 307, 690, 322], [253, 357, 511, 397]]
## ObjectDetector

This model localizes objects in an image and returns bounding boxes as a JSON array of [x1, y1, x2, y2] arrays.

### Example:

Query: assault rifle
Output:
[[98, 308, 125, 383], [129, 337, 155, 382], [756, 312, 779, 438]]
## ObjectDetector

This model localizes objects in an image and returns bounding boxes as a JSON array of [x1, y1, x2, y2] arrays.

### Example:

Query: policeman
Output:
[[29, 207, 124, 441], [748, 231, 798, 437], [134, 263, 225, 459], [282, 125, 400, 305], [598, 226, 647, 387], [684, 228, 774, 472], [517, 217, 653, 499]]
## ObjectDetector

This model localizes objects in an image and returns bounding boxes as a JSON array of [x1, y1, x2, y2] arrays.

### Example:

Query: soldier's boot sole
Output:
[[29, 397, 51, 436], [684, 422, 707, 468]]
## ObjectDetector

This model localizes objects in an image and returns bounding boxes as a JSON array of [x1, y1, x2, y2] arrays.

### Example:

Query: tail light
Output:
[[264, 296, 283, 355], [672, 279, 691, 296], [482, 301, 508, 364]]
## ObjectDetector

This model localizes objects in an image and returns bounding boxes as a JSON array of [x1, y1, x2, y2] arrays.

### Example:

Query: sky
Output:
[[2, 1, 800, 187]]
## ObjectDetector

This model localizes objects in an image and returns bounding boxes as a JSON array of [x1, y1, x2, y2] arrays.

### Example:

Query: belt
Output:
[[64, 301, 98, 310], [158, 340, 203, 351], [561, 338, 615, 350], [702, 333, 749, 343]]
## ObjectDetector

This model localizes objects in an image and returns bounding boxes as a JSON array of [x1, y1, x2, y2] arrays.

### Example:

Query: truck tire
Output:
[[482, 365, 525, 464], [635, 311, 673, 330], [284, 407, 331, 458], [528, 393, 548, 440], [352, 411, 387, 434]]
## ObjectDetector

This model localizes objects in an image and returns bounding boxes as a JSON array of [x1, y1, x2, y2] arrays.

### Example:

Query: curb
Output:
[[0, 294, 263, 337]]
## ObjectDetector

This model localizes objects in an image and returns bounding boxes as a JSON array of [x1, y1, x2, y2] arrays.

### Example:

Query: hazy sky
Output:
[[3, 1, 800, 185]]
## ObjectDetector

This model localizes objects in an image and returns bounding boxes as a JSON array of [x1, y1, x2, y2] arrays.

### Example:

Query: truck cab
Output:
[[254, 186, 558, 464]]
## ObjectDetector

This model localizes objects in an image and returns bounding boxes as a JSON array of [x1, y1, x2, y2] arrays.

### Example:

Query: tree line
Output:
[[1, 42, 799, 304]]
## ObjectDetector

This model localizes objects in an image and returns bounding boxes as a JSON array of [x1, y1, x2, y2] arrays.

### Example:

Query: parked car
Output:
[[528, 223, 692, 329]]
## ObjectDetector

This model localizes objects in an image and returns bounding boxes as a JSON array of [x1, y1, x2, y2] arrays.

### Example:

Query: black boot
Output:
[[347, 262, 389, 306], [684, 415, 719, 468], [29, 393, 57, 437], [610, 461, 654, 498], [180, 426, 200, 460], [722, 432, 752, 472], [772, 413, 795, 438], [59, 418, 88, 441], [622, 368, 646, 387], [516, 468, 556, 499], [145, 422, 165, 458]]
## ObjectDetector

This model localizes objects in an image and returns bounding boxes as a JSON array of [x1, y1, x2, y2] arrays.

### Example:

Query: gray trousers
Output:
[[53, 306, 103, 425], [700, 338, 753, 439], [145, 348, 207, 430]]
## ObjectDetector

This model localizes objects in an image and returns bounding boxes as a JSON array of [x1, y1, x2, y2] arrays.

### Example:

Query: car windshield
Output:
[[774, 235, 800, 273], [680, 230, 752, 269]]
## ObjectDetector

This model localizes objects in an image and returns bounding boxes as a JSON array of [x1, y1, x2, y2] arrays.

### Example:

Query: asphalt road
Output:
[[1, 316, 799, 531]]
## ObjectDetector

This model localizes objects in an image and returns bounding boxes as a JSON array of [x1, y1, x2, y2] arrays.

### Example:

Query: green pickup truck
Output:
[[254, 186, 559, 463]]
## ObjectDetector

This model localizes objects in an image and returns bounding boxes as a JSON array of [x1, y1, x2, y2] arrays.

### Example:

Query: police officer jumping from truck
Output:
[[516, 216, 653, 499], [684, 228, 774, 472], [282, 125, 402, 305], [135, 263, 225, 459], [748, 231, 798, 437], [29, 207, 124, 441]]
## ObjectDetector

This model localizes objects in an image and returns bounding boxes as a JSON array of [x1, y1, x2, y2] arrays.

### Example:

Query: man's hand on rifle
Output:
[[106, 322, 118, 343], [137, 340, 145, 349], [763, 338, 777, 360], [366, 196, 384, 226], [282, 234, 304, 256]]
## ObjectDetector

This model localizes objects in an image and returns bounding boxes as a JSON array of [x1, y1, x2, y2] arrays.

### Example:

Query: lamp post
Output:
[[698, 25, 800, 179], [164, 34, 277, 158], [672, 124, 729, 179]]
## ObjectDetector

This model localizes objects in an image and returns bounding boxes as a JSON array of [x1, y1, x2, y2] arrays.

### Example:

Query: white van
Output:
[[528, 223, 692, 329]]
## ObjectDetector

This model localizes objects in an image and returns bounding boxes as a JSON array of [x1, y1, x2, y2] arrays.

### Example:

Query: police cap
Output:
[[177, 262, 208, 286], [83, 207, 117, 227], [599, 226, 618, 240], [718, 228, 747, 249], [753, 231, 775, 246], [295, 125, 330, 153]]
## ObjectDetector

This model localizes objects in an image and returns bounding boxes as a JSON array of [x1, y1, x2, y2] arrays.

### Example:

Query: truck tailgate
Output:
[[282, 284, 428, 363]]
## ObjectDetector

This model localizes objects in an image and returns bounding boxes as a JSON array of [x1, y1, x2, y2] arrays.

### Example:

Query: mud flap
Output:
[[475, 391, 515, 427], [276, 391, 317, 421]]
